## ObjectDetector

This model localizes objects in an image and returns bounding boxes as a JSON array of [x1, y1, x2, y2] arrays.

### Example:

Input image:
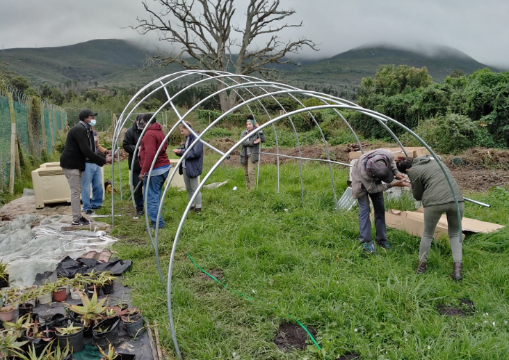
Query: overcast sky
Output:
[[1, 0, 508, 68]]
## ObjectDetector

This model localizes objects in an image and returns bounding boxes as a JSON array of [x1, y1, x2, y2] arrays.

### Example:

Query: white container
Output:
[[38, 293, 52, 305], [71, 288, 83, 300]]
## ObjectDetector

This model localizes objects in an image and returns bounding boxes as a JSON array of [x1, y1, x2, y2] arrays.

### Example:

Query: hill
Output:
[[282, 44, 493, 97], [0, 40, 494, 98]]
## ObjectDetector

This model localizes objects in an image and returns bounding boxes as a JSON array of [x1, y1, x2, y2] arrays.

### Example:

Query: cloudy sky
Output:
[[1, 0, 508, 68]]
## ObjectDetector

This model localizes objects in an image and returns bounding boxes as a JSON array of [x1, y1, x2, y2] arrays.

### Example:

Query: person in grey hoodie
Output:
[[240, 114, 265, 189], [351, 149, 409, 253], [397, 156, 464, 280]]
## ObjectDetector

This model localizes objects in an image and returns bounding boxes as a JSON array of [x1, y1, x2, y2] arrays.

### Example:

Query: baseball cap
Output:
[[371, 162, 394, 183], [79, 109, 98, 120]]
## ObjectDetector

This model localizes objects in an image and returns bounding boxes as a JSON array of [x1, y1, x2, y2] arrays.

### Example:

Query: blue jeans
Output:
[[81, 163, 103, 212], [357, 192, 387, 244], [143, 170, 169, 228]]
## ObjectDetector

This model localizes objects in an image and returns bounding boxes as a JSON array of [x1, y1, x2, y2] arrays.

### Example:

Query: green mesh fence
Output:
[[0, 92, 67, 189]]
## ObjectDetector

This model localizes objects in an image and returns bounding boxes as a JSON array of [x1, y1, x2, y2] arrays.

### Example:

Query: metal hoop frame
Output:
[[110, 70, 462, 359]]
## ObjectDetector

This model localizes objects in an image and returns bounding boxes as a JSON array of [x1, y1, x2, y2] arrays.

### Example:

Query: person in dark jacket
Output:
[[397, 156, 464, 280], [123, 114, 145, 217], [351, 149, 408, 253], [239, 114, 265, 189], [60, 109, 112, 226], [138, 114, 171, 229], [172, 121, 204, 213]]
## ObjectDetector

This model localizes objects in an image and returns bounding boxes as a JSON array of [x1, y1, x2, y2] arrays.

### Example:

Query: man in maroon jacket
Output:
[[138, 114, 171, 229]]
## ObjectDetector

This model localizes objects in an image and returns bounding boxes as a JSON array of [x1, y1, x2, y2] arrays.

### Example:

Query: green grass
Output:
[[100, 155, 509, 360]]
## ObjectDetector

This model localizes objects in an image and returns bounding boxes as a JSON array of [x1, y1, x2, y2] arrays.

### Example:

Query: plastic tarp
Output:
[[56, 257, 132, 278], [0, 214, 119, 287]]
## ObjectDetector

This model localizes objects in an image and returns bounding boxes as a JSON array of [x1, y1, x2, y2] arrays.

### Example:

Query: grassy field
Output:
[[98, 153, 509, 360]]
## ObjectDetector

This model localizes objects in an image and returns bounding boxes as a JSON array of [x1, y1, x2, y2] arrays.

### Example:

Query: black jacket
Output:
[[60, 122, 106, 170], [176, 132, 203, 178], [123, 122, 143, 173]]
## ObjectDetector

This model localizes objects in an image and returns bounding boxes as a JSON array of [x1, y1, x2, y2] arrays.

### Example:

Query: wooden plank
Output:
[[8, 93, 16, 195], [48, 104, 55, 153], [146, 324, 160, 360], [40, 101, 48, 154], [153, 321, 164, 360], [26, 101, 36, 156]]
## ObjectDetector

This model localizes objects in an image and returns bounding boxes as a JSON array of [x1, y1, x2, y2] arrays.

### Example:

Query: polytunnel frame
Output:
[[110, 71, 463, 359]]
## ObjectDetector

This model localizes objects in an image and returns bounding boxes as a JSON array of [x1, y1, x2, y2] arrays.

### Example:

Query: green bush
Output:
[[401, 113, 491, 154]]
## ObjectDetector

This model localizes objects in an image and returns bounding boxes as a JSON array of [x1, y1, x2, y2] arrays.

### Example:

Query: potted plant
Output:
[[84, 270, 101, 297], [45, 343, 72, 360], [98, 343, 118, 360], [53, 278, 69, 302], [19, 341, 54, 360], [55, 323, 84, 353], [70, 275, 86, 300], [0, 330, 28, 358], [66, 288, 108, 337], [93, 316, 121, 347], [0, 305, 15, 322], [96, 272, 115, 295], [37, 283, 55, 305], [19, 288, 38, 317], [121, 309, 144, 338], [23, 318, 55, 355], [0, 262, 9, 289], [3, 313, 33, 338]]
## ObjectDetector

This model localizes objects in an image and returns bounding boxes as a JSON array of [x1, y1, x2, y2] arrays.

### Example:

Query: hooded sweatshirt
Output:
[[139, 122, 170, 175], [407, 155, 463, 207], [351, 149, 400, 199]]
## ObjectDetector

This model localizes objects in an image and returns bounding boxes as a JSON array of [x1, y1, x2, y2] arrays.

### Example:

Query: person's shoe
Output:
[[92, 206, 102, 210], [136, 209, 144, 218], [85, 210, 95, 215], [194, 207, 202, 213], [377, 241, 391, 249], [451, 262, 462, 281], [416, 261, 427, 274], [72, 217, 90, 226], [361, 241, 376, 254]]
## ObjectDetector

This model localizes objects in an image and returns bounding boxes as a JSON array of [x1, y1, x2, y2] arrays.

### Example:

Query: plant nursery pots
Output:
[[86, 284, 102, 298], [18, 303, 34, 317], [0, 306, 15, 322], [0, 274, 9, 288], [56, 322, 84, 353], [38, 292, 52, 305], [70, 288, 83, 300], [92, 316, 120, 347], [123, 315, 145, 338], [102, 281, 114, 295], [54, 287, 68, 302]]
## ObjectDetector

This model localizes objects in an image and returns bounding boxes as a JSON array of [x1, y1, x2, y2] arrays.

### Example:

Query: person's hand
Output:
[[105, 155, 112, 164], [254, 138, 261, 144], [395, 173, 406, 180], [392, 179, 411, 187], [172, 149, 182, 155], [139, 173, 146, 181], [255, 122, 260, 128]]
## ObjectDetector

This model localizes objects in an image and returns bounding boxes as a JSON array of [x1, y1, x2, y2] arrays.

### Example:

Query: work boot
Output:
[[194, 207, 202, 213], [376, 240, 391, 249], [416, 261, 427, 274], [451, 262, 463, 281]]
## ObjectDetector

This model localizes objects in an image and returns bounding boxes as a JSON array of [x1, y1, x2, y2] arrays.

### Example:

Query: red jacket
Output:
[[139, 122, 170, 174]]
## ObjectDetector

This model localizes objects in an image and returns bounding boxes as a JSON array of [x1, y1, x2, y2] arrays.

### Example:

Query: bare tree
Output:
[[133, 0, 318, 111]]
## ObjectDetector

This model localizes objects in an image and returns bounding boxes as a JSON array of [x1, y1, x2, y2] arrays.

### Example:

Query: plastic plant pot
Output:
[[86, 285, 101, 299], [38, 292, 52, 305], [92, 316, 120, 347], [18, 303, 34, 317], [56, 322, 84, 353], [123, 315, 145, 338], [102, 282, 114, 295], [0, 306, 15, 322], [0, 274, 9, 288], [54, 287, 68, 302], [70, 288, 82, 300]]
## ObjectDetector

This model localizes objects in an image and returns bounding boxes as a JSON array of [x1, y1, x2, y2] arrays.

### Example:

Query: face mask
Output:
[[90, 119, 97, 127]]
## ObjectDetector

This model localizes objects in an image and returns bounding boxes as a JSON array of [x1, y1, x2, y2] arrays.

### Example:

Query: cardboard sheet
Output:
[[349, 147, 430, 160], [386, 208, 504, 240]]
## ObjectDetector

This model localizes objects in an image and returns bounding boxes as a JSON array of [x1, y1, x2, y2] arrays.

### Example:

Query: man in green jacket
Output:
[[397, 155, 464, 280]]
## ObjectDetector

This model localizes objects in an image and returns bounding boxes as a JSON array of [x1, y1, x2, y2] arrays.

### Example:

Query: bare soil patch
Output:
[[198, 269, 224, 281], [437, 299, 475, 317], [273, 322, 317, 352], [337, 354, 361, 360], [450, 169, 509, 192]]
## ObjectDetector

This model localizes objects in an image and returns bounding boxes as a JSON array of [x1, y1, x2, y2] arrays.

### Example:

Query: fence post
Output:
[[41, 101, 48, 154], [26, 100, 36, 157], [15, 135, 22, 177], [48, 104, 55, 153], [7, 93, 16, 195]]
